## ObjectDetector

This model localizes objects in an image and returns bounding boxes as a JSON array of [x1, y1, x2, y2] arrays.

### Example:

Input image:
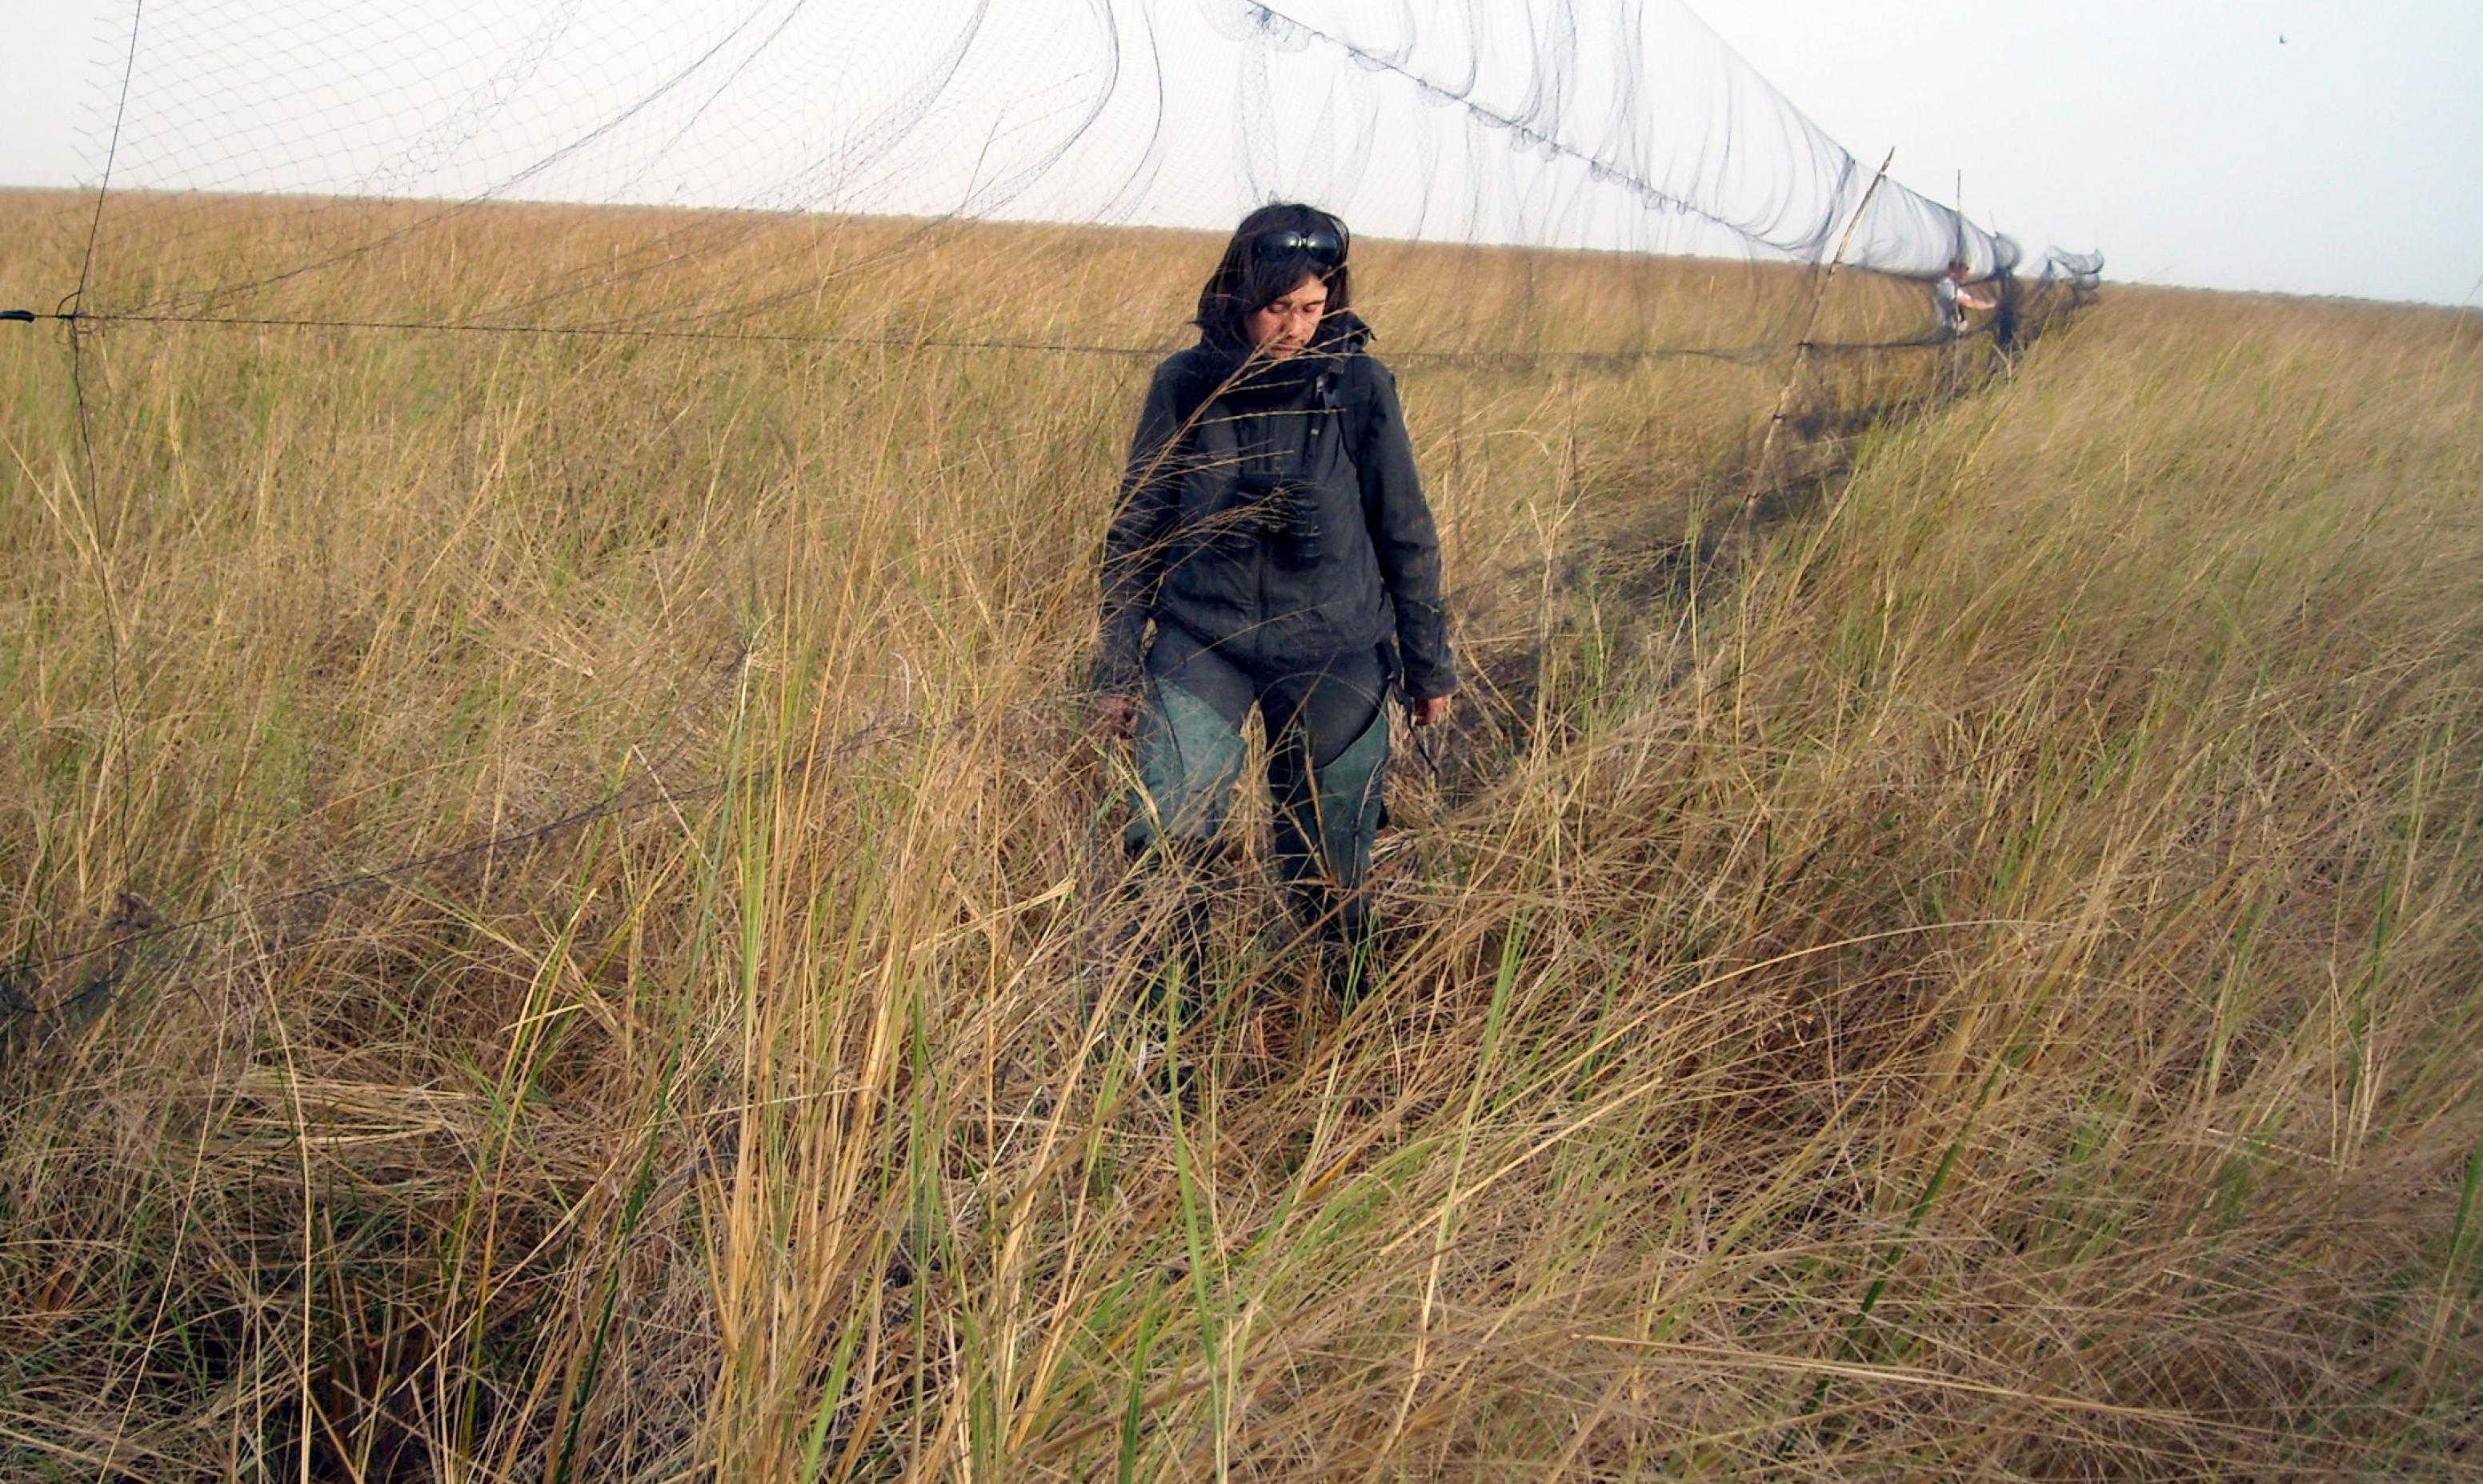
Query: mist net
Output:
[[3, 0, 2110, 1055], [63, 0, 2096, 350]]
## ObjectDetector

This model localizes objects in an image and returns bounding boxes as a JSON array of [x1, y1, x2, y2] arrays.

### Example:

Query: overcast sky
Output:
[[1696, 0, 2482, 306], [3, 1, 2476, 306]]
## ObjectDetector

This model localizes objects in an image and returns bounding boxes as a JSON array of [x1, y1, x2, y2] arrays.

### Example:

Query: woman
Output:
[[1095, 202, 1456, 1002]]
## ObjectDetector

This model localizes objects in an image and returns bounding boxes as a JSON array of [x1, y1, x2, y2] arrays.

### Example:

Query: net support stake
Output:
[[1742, 148, 1896, 526]]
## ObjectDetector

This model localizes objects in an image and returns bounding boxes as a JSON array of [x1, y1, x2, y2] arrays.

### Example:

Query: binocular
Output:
[[1233, 471, 1322, 567]]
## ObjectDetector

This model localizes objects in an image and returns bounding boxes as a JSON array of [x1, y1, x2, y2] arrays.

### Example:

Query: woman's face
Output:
[[1245, 272, 1328, 358]]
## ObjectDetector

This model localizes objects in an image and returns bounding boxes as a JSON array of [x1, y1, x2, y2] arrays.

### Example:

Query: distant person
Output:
[[1095, 202, 1456, 1012], [1935, 258, 1995, 338]]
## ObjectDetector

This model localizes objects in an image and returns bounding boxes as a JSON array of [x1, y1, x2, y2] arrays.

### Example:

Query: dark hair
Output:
[[1194, 202, 1352, 343]]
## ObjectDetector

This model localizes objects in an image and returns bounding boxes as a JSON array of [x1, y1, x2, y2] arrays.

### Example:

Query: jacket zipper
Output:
[[1250, 398, 1332, 666], [1252, 412, 1272, 667]]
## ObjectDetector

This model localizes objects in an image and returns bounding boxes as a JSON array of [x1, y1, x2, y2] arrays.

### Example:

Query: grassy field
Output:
[[3, 193, 2480, 1480]]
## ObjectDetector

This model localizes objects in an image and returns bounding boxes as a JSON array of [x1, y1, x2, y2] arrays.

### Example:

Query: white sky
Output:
[[2, 1, 2476, 306], [1696, 0, 2483, 306]]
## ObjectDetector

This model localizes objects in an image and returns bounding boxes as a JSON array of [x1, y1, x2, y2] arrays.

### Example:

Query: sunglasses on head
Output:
[[1250, 228, 1344, 267]]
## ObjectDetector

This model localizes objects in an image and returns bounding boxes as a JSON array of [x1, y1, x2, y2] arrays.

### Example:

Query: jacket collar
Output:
[[1192, 311, 1374, 408]]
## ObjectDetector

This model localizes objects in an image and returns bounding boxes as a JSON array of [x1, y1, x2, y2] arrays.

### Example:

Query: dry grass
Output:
[[2, 193, 2479, 1481]]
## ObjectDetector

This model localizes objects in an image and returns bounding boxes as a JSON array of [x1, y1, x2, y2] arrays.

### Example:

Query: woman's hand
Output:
[[1408, 693, 1453, 728], [1096, 694, 1139, 740]]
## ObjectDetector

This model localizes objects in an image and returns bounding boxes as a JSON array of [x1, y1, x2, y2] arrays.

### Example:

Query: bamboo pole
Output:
[[1740, 147, 1896, 526]]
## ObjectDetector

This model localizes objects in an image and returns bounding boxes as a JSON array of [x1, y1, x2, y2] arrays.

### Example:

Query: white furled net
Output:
[[68, 0, 2096, 341]]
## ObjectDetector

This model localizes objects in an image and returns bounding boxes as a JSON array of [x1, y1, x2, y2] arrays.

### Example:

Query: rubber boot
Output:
[[1272, 702, 1388, 1004], [1127, 835, 1216, 1026], [1124, 674, 1245, 1046]]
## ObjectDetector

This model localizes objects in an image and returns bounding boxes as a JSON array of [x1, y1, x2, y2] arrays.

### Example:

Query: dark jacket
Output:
[[1096, 314, 1456, 700]]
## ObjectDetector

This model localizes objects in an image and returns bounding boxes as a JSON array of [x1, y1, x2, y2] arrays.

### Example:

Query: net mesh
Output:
[[6, 0, 2109, 984], [66, 0, 2100, 348], [0, 10, 2169, 1476]]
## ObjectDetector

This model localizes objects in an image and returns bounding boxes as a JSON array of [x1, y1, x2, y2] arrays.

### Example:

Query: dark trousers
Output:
[[1126, 623, 1392, 986]]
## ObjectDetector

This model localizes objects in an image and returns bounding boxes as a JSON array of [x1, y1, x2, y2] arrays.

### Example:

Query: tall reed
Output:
[[2, 196, 2477, 1479]]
